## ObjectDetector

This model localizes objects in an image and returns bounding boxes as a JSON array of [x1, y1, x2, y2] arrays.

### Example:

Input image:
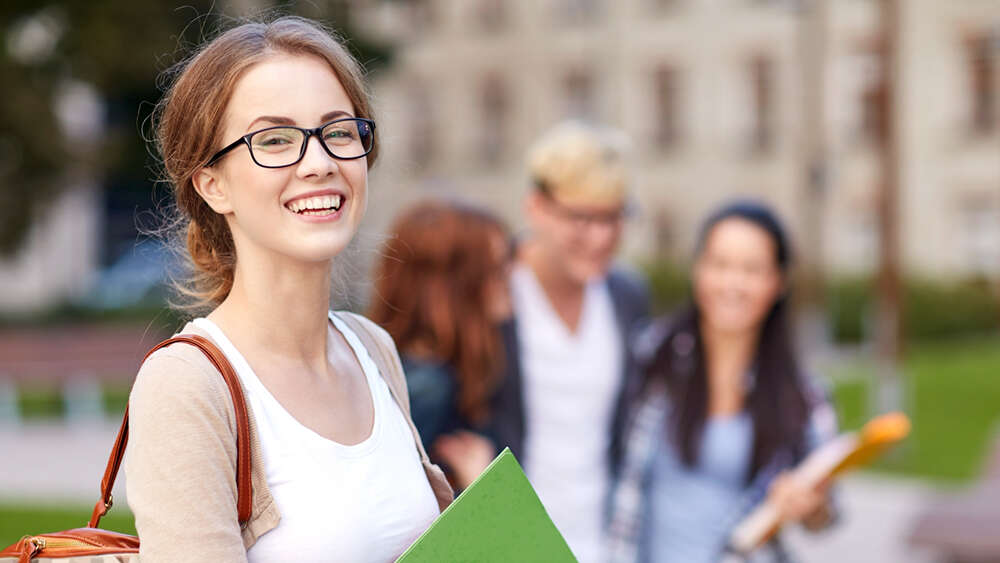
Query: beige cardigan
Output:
[[124, 312, 454, 562]]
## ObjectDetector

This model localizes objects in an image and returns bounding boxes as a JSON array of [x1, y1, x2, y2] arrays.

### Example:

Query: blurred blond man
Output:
[[491, 121, 650, 563]]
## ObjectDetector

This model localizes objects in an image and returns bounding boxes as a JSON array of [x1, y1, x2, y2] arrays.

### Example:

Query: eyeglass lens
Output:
[[249, 119, 373, 166]]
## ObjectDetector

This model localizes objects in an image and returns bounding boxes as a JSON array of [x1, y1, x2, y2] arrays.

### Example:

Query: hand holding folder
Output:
[[729, 412, 911, 554]]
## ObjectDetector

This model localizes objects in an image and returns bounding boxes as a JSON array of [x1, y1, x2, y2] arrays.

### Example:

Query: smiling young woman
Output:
[[124, 17, 451, 562], [608, 201, 837, 563]]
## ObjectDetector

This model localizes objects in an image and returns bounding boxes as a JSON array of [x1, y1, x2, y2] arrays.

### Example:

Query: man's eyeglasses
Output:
[[541, 190, 631, 229], [205, 117, 376, 168]]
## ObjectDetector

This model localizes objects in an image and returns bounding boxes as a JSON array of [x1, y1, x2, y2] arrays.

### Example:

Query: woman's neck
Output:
[[208, 249, 333, 370], [702, 323, 759, 416]]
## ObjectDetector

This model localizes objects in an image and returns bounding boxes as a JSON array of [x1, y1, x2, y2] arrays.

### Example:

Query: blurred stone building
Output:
[[3, 0, 997, 314], [357, 0, 1000, 279]]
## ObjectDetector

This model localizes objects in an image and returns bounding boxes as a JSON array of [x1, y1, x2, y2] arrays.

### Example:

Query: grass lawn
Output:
[[0, 503, 136, 548], [829, 333, 1000, 483]]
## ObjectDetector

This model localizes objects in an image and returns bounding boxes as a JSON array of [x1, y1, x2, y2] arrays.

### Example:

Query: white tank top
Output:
[[192, 312, 439, 563]]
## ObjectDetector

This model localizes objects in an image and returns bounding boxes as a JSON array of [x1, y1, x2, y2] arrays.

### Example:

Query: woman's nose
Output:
[[296, 135, 339, 179]]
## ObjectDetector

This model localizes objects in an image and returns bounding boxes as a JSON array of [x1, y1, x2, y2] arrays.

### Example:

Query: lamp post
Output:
[[798, 0, 830, 306], [874, 0, 904, 415]]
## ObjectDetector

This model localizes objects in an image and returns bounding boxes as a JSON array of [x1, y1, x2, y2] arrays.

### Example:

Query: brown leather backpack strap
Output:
[[89, 335, 253, 529]]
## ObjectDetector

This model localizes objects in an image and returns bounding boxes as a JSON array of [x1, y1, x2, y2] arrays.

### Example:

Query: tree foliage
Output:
[[0, 0, 390, 256]]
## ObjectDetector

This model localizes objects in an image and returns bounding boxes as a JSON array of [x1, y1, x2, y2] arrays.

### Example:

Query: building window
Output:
[[648, 0, 681, 16], [476, 0, 507, 32], [401, 0, 436, 31], [748, 55, 775, 153], [960, 198, 1000, 277], [407, 80, 435, 171], [563, 69, 596, 120], [553, 0, 602, 26], [845, 207, 878, 272], [479, 73, 509, 166], [851, 44, 887, 146], [653, 66, 681, 151], [965, 33, 996, 136], [652, 206, 675, 260]]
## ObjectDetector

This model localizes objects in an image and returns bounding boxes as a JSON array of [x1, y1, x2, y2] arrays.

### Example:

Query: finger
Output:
[[792, 493, 825, 520]]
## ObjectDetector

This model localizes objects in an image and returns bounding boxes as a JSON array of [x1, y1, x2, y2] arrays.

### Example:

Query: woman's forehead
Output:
[[704, 218, 777, 256], [225, 53, 354, 130]]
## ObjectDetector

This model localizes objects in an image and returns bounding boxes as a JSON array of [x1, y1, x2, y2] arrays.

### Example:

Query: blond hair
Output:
[[527, 121, 630, 207], [154, 16, 376, 313]]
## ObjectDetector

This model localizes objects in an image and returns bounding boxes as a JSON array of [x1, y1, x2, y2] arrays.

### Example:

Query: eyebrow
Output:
[[245, 110, 356, 132]]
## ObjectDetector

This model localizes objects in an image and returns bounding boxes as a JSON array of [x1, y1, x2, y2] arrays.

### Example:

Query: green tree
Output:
[[0, 0, 390, 257]]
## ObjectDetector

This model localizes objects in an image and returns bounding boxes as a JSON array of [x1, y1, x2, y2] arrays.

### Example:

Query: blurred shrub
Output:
[[10, 384, 131, 421], [828, 278, 870, 343], [641, 259, 691, 315], [642, 259, 1000, 344], [18, 387, 65, 419], [829, 277, 1000, 344], [0, 303, 184, 330], [103, 385, 130, 416], [905, 279, 1000, 340]]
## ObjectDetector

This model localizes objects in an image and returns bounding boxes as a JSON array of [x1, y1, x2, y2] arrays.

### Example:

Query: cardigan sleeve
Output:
[[124, 348, 249, 563]]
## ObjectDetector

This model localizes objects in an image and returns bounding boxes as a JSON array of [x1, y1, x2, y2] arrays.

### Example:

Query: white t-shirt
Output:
[[510, 265, 623, 563], [192, 312, 439, 563]]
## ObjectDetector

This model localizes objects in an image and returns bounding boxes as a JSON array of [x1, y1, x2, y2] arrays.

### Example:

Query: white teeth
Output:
[[286, 194, 344, 213]]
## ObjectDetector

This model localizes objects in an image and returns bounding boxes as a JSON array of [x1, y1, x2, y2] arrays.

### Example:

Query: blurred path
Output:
[[0, 421, 126, 504], [784, 474, 945, 563]]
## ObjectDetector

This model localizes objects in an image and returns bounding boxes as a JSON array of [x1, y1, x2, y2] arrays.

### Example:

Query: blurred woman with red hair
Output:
[[369, 200, 511, 488]]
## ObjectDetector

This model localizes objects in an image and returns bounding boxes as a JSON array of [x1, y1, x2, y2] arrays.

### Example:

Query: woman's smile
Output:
[[284, 189, 348, 223]]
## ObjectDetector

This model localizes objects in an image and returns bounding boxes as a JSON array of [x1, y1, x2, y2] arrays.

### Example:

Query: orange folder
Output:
[[729, 412, 911, 554]]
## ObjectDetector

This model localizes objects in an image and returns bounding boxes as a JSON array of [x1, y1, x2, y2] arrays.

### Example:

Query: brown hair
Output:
[[155, 16, 377, 312], [368, 201, 508, 425]]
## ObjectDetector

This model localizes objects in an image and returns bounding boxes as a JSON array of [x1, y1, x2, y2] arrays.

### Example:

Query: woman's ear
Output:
[[192, 167, 234, 215]]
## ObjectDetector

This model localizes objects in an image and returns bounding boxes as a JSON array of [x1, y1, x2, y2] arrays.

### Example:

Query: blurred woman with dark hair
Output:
[[608, 201, 838, 563], [369, 200, 511, 488]]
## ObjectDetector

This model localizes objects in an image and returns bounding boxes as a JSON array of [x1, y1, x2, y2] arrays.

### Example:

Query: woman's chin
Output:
[[284, 237, 356, 264], [704, 316, 760, 337]]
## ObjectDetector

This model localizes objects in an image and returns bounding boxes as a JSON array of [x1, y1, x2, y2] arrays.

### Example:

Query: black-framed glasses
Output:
[[205, 117, 376, 168], [539, 188, 633, 229]]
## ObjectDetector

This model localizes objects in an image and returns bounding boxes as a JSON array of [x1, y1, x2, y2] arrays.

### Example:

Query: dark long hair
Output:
[[646, 201, 810, 482], [368, 200, 508, 426]]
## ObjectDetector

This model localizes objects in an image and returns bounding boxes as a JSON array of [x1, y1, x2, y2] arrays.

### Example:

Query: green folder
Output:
[[396, 448, 578, 562]]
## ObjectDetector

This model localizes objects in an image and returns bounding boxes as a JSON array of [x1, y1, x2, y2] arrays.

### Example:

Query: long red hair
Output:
[[369, 200, 508, 425]]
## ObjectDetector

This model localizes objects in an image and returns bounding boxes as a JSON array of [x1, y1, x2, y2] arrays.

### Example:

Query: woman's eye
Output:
[[257, 135, 293, 146]]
